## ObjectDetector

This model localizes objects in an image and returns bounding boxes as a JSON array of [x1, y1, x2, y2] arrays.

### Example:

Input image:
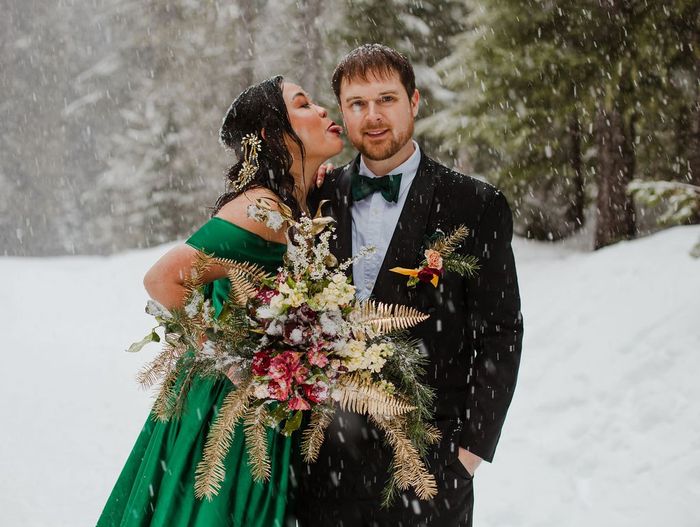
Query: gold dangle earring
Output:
[[230, 133, 262, 193]]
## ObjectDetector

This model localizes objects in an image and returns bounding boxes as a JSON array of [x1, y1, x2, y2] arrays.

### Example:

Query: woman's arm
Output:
[[143, 244, 228, 311], [143, 189, 287, 310]]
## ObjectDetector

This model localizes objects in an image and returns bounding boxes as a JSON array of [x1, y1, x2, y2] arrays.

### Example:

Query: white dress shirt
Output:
[[351, 141, 421, 300]]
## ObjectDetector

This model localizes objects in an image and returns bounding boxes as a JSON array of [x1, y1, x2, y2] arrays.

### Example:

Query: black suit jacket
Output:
[[310, 150, 523, 465]]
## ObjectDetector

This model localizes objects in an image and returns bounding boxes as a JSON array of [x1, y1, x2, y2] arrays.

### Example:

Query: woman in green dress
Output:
[[97, 75, 344, 527]]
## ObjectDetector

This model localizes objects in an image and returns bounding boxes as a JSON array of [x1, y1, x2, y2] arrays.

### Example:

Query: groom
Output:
[[295, 44, 523, 526]]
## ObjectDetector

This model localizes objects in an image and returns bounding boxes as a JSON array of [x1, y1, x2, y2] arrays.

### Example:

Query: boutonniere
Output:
[[390, 225, 480, 288]]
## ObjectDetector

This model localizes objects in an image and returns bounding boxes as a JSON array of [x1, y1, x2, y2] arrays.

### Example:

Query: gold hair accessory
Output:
[[230, 133, 262, 192]]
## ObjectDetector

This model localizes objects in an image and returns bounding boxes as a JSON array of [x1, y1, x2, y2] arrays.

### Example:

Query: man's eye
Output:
[[351, 101, 365, 109], [381, 96, 395, 103]]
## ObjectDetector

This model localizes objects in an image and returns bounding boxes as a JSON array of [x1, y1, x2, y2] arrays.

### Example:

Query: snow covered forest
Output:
[[2, 0, 699, 256], [2, 2, 700, 526]]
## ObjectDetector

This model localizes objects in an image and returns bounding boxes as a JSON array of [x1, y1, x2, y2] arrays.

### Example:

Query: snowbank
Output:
[[1, 225, 698, 526]]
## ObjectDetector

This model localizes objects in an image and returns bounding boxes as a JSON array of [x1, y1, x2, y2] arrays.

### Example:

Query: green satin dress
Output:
[[98, 217, 293, 527]]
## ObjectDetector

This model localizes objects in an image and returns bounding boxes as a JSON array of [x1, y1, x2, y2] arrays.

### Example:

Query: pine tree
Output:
[[427, 0, 700, 247]]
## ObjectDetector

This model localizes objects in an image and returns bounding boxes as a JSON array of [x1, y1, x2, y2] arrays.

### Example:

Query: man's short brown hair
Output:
[[331, 44, 416, 101]]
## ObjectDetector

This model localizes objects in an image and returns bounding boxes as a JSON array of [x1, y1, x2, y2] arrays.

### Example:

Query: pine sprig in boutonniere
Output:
[[390, 225, 479, 287]]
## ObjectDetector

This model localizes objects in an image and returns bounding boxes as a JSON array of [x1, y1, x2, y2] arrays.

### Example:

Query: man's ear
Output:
[[411, 89, 420, 118]]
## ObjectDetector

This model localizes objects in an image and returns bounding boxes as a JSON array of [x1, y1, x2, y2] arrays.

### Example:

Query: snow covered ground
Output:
[[1, 225, 699, 526]]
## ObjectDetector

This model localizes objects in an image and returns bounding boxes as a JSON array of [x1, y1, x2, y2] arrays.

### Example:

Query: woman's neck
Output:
[[290, 156, 322, 210]]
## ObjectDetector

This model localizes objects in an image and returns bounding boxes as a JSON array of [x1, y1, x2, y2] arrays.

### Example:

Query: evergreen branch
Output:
[[243, 404, 272, 482], [151, 366, 180, 421], [443, 254, 480, 277], [194, 379, 253, 500], [301, 407, 335, 463]]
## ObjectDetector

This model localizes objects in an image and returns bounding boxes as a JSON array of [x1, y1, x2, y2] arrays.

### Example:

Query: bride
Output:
[[97, 75, 343, 526]]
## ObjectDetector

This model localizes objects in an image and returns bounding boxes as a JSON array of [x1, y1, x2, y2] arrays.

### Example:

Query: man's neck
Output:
[[362, 140, 416, 177]]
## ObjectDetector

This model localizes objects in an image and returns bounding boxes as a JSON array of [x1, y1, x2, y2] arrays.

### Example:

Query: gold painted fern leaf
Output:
[[336, 372, 416, 416], [194, 380, 253, 499], [430, 225, 469, 258], [370, 414, 438, 501], [183, 250, 216, 298], [301, 408, 335, 463], [356, 300, 429, 334], [243, 405, 272, 482]]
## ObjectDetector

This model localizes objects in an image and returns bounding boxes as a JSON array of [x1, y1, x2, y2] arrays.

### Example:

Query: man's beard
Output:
[[355, 121, 414, 161]]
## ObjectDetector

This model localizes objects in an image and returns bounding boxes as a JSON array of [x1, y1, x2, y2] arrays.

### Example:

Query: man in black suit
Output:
[[294, 44, 523, 526]]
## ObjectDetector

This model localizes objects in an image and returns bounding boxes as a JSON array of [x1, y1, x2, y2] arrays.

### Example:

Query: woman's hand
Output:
[[315, 163, 334, 188]]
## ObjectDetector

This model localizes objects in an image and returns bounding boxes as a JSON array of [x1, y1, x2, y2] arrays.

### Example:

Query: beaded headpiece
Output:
[[229, 133, 262, 193]]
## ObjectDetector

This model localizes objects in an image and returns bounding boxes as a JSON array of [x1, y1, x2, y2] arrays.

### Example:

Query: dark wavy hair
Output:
[[212, 75, 305, 219]]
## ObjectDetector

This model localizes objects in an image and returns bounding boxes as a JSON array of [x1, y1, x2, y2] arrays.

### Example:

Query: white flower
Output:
[[256, 305, 277, 319], [265, 319, 284, 336], [253, 382, 270, 399], [289, 328, 303, 344], [319, 311, 341, 336], [266, 211, 285, 231]]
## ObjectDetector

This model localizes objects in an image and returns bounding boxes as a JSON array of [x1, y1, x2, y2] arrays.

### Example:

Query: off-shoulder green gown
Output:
[[97, 217, 293, 527]]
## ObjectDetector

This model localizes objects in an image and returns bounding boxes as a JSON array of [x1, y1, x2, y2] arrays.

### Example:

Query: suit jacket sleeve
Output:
[[459, 191, 523, 462]]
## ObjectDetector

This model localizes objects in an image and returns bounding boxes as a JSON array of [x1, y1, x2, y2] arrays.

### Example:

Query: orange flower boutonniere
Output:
[[390, 225, 480, 288]]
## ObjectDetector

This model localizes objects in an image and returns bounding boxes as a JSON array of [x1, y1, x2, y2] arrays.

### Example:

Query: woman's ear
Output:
[[261, 128, 267, 140]]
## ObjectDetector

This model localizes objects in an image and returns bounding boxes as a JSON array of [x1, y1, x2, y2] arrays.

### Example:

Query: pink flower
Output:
[[252, 350, 272, 376], [268, 378, 291, 400], [287, 395, 311, 410], [293, 364, 310, 384], [307, 349, 329, 368], [255, 286, 277, 304], [303, 381, 330, 404], [424, 249, 443, 270], [269, 350, 304, 388]]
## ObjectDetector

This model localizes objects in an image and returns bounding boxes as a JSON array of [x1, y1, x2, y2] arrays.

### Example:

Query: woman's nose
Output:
[[317, 105, 328, 118]]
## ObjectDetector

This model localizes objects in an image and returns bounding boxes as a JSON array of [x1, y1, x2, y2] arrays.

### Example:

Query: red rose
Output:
[[417, 267, 440, 283], [251, 350, 271, 376], [303, 381, 330, 404]]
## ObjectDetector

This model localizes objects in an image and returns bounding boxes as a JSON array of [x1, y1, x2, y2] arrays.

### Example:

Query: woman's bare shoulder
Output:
[[214, 189, 287, 243]]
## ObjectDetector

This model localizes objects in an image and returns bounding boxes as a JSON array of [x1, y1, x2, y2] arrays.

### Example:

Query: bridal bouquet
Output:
[[129, 199, 442, 505]]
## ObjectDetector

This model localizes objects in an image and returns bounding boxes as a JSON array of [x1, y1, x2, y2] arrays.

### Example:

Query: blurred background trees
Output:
[[2, 0, 698, 256]]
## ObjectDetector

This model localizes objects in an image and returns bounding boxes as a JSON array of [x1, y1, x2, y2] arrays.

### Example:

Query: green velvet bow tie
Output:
[[350, 172, 403, 203]]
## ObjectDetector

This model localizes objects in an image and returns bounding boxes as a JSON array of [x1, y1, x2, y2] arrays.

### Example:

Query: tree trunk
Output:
[[687, 71, 700, 188], [565, 109, 585, 231], [594, 106, 636, 250], [297, 0, 325, 97]]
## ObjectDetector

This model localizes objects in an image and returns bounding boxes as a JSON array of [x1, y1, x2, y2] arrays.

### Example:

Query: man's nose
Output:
[[366, 101, 382, 121]]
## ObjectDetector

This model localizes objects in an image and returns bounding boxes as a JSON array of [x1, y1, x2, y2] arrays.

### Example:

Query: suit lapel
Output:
[[371, 153, 436, 304], [328, 156, 358, 274]]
